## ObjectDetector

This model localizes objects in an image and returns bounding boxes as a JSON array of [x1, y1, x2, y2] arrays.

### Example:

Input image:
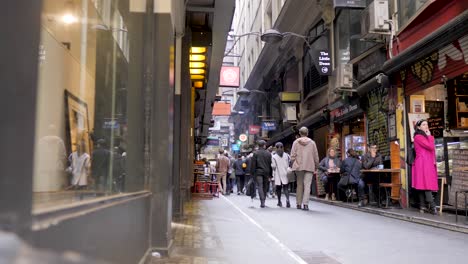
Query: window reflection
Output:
[[33, 0, 140, 210], [398, 0, 430, 29]]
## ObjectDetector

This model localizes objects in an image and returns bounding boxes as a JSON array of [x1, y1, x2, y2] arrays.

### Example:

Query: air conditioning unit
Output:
[[361, 0, 390, 40], [335, 63, 353, 90]]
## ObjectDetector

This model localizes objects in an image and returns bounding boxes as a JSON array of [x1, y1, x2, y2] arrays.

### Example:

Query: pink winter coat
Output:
[[411, 134, 438, 191], [291, 137, 319, 173]]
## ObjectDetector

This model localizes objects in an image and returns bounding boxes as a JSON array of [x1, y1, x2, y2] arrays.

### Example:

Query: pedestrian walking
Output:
[[412, 119, 438, 214], [271, 142, 291, 208], [216, 149, 230, 195], [291, 127, 319, 211], [250, 140, 272, 208], [233, 154, 246, 194]]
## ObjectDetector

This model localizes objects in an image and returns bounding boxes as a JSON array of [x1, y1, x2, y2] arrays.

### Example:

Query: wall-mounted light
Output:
[[190, 54, 206, 61], [190, 62, 205, 68], [190, 69, 205, 75], [193, 81, 204, 88], [191, 75, 205, 80], [190, 47, 207, 53]]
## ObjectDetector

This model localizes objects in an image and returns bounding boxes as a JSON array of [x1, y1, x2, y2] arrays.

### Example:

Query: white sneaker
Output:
[[332, 193, 336, 201], [325, 194, 329, 200]]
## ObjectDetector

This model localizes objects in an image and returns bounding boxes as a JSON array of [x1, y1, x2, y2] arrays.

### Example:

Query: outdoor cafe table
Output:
[[361, 169, 401, 207]]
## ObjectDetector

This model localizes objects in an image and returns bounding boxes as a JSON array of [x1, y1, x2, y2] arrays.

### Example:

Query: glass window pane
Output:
[[398, 0, 430, 29], [33, 0, 147, 210]]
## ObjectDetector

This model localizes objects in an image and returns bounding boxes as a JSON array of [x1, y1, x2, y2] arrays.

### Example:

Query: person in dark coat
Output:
[[338, 149, 366, 207], [233, 154, 246, 195], [250, 140, 272, 208], [91, 139, 110, 191]]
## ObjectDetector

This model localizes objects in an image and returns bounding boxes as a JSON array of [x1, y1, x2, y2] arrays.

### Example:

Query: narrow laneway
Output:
[[157, 195, 468, 264]]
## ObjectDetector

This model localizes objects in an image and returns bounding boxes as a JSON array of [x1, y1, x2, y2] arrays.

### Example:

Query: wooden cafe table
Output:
[[361, 169, 401, 208]]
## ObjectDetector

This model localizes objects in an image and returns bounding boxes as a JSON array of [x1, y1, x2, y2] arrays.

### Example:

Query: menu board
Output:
[[425, 100, 444, 137]]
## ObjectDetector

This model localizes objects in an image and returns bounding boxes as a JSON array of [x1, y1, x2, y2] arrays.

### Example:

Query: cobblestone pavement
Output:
[[150, 201, 228, 264]]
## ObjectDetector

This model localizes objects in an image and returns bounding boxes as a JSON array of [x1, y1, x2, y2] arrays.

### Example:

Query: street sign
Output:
[[262, 121, 276, 131], [239, 134, 248, 142]]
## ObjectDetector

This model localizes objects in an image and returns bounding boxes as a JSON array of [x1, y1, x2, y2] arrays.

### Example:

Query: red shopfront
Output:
[[392, 0, 468, 210]]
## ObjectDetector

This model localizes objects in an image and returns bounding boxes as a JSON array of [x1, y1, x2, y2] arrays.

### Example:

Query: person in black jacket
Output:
[[233, 154, 246, 195], [338, 149, 366, 207], [251, 140, 272, 208]]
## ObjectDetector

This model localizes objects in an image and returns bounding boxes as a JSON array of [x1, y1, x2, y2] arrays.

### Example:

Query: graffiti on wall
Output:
[[367, 86, 390, 157]]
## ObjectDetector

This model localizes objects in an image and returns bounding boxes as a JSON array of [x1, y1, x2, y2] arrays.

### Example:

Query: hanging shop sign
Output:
[[333, 0, 366, 9], [239, 134, 248, 142], [206, 137, 220, 146], [219, 66, 240, 87], [262, 121, 277, 131], [279, 92, 301, 102], [249, 125, 261, 135], [330, 101, 360, 121], [231, 144, 240, 151], [317, 49, 332, 76], [356, 49, 387, 81], [283, 103, 297, 122]]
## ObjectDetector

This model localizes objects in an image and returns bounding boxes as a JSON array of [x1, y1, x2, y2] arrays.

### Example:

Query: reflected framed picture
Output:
[[64, 90, 91, 155], [410, 95, 425, 113]]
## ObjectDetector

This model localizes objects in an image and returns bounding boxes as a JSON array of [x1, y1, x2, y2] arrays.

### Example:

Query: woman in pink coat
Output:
[[412, 119, 438, 214]]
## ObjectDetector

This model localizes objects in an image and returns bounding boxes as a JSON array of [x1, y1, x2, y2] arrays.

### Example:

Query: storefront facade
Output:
[[387, 0, 468, 208], [1, 1, 235, 263]]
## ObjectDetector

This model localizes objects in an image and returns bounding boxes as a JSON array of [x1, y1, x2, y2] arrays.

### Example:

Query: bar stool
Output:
[[455, 190, 468, 223]]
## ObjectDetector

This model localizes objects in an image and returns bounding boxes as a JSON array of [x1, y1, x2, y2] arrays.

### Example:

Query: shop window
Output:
[[303, 21, 329, 98], [398, 0, 431, 30], [335, 6, 376, 63], [33, 0, 148, 210]]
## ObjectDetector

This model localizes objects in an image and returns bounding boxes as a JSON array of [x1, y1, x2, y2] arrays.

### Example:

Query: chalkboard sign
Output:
[[425, 100, 444, 137]]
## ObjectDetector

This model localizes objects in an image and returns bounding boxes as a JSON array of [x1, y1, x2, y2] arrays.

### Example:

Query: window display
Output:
[[33, 0, 147, 210]]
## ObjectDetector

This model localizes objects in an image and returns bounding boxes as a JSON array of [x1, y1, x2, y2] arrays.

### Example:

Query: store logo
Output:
[[318, 50, 331, 76]]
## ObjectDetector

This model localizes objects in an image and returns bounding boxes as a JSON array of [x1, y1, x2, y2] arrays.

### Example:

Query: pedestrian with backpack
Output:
[[234, 154, 246, 195]]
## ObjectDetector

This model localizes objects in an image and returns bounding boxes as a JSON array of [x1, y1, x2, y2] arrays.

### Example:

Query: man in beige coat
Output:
[[291, 127, 319, 210], [216, 149, 230, 195]]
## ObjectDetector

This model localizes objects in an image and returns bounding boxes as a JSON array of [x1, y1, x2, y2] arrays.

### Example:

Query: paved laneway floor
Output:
[[152, 194, 468, 264]]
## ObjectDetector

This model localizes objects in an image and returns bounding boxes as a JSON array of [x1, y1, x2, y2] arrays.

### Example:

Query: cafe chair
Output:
[[379, 182, 402, 208], [455, 189, 468, 223]]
